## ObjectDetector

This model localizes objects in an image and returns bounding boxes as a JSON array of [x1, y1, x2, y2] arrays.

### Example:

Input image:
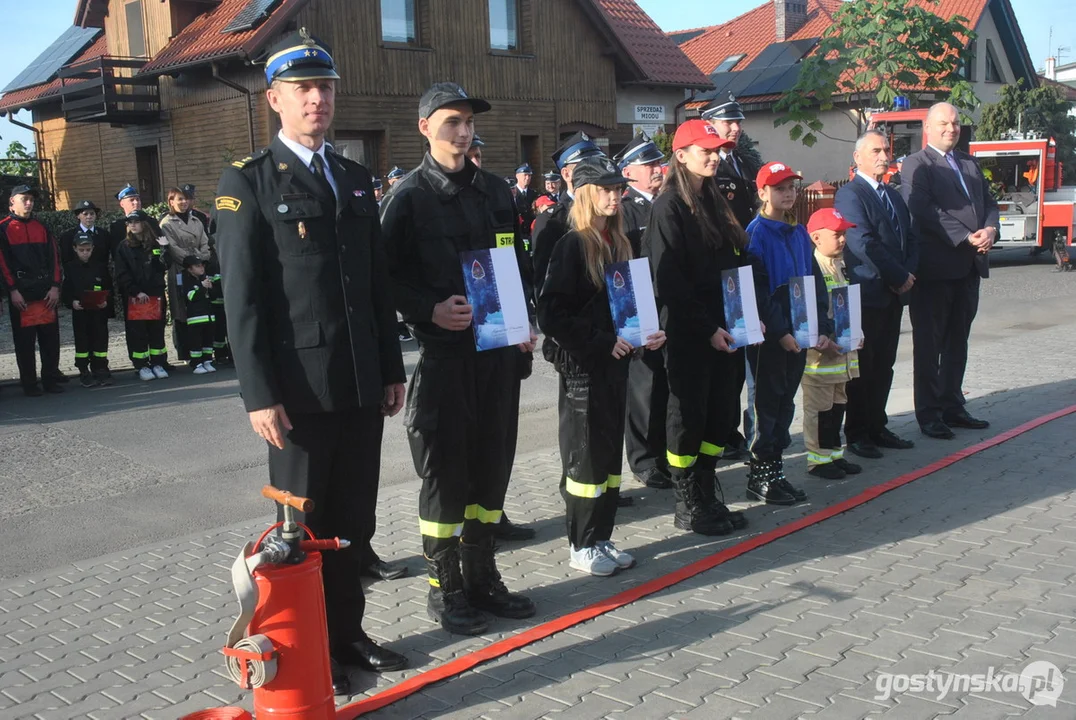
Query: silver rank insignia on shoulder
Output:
[[278, 163, 288, 171]]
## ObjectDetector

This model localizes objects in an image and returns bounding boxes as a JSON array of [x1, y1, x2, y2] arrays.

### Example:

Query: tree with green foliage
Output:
[[976, 81, 1076, 170], [652, 128, 672, 158], [0, 140, 38, 177], [774, 0, 979, 146]]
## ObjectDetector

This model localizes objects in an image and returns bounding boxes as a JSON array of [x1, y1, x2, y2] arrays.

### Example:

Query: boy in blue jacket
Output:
[[745, 162, 834, 505]]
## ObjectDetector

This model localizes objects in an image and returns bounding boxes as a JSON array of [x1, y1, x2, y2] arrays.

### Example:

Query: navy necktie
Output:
[[877, 184, 899, 228]]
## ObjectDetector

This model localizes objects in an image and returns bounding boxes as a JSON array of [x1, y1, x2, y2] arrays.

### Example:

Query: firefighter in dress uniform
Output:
[[542, 171, 562, 203], [615, 133, 673, 491], [109, 184, 161, 255], [214, 29, 408, 695], [61, 199, 116, 320], [701, 93, 759, 459], [512, 163, 537, 248], [381, 82, 538, 636]]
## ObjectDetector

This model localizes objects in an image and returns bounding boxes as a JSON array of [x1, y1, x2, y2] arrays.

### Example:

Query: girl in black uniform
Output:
[[114, 210, 170, 381], [643, 119, 752, 537], [538, 157, 665, 577]]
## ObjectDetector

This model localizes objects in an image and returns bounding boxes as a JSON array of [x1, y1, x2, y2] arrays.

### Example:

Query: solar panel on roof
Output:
[[3, 26, 101, 94], [222, 0, 282, 34], [744, 38, 819, 71]]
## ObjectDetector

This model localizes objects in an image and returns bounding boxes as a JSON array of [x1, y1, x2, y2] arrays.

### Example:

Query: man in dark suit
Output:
[[836, 130, 918, 458], [513, 163, 536, 240], [214, 29, 408, 694], [902, 102, 997, 439]]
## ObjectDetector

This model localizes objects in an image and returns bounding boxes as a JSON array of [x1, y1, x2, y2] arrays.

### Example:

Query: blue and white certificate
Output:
[[605, 258, 660, 348], [460, 247, 531, 351]]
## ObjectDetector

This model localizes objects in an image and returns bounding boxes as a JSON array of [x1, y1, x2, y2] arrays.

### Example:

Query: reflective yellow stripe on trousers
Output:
[[565, 474, 621, 499], [463, 504, 503, 524], [419, 519, 463, 539], [666, 451, 696, 468]]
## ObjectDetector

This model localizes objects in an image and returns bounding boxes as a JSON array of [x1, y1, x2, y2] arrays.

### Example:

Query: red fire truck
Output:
[[868, 110, 1076, 251]]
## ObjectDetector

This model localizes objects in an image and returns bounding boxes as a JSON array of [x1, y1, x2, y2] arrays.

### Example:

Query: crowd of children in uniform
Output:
[[32, 185, 229, 390]]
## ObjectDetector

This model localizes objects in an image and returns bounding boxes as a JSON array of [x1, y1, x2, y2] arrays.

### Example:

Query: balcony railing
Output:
[[58, 56, 160, 125]]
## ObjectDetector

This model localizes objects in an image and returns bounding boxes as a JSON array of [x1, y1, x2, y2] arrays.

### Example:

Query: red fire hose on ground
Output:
[[186, 405, 1076, 719]]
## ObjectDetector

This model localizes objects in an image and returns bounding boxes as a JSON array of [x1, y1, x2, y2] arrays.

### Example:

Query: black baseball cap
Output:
[[570, 157, 628, 190], [419, 82, 491, 119], [74, 231, 94, 246], [125, 209, 150, 222], [182, 255, 204, 268], [9, 184, 36, 199]]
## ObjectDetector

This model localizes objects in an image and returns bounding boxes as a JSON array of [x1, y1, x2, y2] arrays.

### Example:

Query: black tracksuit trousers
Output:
[[72, 310, 109, 371], [557, 363, 628, 550], [746, 341, 807, 460]]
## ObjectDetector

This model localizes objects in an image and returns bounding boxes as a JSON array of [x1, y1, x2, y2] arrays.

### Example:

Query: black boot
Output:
[[425, 546, 488, 635], [746, 458, 800, 505], [773, 458, 807, 502], [460, 538, 536, 619], [673, 469, 733, 536], [696, 460, 747, 530]]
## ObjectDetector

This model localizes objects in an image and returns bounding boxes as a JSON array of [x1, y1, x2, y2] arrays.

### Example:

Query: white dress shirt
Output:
[[277, 130, 338, 198]]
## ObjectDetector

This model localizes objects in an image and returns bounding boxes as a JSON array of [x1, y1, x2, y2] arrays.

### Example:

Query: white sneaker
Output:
[[202, 360, 217, 373], [598, 541, 635, 569], [569, 545, 618, 577], [138, 367, 155, 381], [192, 364, 209, 375], [152, 365, 169, 379]]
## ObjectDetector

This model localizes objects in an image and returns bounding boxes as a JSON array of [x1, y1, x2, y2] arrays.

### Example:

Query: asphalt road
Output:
[[0, 248, 1072, 579]]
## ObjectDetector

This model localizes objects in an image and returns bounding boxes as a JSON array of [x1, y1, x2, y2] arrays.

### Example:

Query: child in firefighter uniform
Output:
[[62, 232, 112, 387], [745, 162, 834, 506], [114, 210, 170, 381], [537, 157, 665, 577], [802, 209, 863, 480], [180, 255, 217, 374]]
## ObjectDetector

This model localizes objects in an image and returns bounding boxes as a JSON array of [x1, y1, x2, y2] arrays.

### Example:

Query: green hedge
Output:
[[36, 201, 171, 240]]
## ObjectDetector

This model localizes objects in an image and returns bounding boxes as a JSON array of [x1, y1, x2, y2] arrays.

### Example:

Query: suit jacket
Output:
[[513, 186, 537, 236], [901, 147, 998, 281], [835, 174, 919, 308], [215, 135, 405, 414], [717, 151, 759, 228]]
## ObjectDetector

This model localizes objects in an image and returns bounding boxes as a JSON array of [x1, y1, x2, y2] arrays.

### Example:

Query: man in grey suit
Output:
[[836, 130, 918, 459], [902, 102, 998, 439]]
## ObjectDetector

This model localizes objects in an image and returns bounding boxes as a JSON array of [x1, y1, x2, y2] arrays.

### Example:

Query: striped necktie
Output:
[[877, 183, 899, 228]]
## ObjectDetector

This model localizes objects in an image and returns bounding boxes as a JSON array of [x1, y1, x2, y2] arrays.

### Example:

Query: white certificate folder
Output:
[[460, 247, 531, 351]]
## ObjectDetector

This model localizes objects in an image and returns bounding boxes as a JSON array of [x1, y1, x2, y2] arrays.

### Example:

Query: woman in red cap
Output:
[[643, 119, 751, 537], [744, 162, 835, 505]]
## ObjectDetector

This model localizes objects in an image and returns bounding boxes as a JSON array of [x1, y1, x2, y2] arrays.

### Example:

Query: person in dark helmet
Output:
[[386, 165, 406, 187], [214, 28, 408, 694], [381, 81, 538, 637]]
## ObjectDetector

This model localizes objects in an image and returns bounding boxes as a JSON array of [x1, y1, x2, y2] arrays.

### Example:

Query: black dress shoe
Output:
[[848, 440, 883, 459], [617, 495, 634, 507], [920, 421, 955, 439], [22, 384, 43, 397], [330, 659, 351, 696], [361, 558, 409, 581], [942, 410, 990, 430], [834, 458, 862, 475], [334, 637, 408, 673], [48, 372, 71, 384], [493, 513, 536, 541], [43, 384, 64, 394], [634, 467, 673, 489], [872, 429, 914, 449], [809, 463, 846, 480]]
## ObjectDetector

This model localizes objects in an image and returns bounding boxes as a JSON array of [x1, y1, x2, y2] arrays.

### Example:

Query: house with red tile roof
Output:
[[0, 0, 709, 211], [669, 0, 1038, 181]]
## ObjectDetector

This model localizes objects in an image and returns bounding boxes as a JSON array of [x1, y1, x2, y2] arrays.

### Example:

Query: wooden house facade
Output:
[[1, 0, 709, 211]]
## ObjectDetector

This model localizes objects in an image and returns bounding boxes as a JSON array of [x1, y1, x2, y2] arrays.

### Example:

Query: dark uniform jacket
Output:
[[0, 214, 61, 301], [531, 195, 572, 301], [215, 135, 405, 415], [61, 258, 111, 309], [182, 271, 215, 322], [381, 153, 531, 353], [537, 231, 620, 374], [114, 240, 167, 299], [60, 225, 111, 268], [717, 151, 759, 229], [513, 185, 538, 237], [620, 187, 653, 257], [643, 191, 752, 343]]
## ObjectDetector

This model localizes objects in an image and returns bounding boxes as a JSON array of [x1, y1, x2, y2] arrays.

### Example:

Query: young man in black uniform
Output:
[[701, 93, 759, 459], [0, 186, 65, 395], [214, 29, 408, 694], [614, 134, 672, 491], [513, 163, 536, 243], [381, 81, 538, 636], [60, 200, 109, 266]]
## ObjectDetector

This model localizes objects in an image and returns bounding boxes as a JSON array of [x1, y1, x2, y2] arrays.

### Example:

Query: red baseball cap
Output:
[[534, 195, 555, 210], [807, 207, 856, 234], [672, 120, 736, 152], [755, 161, 803, 188]]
